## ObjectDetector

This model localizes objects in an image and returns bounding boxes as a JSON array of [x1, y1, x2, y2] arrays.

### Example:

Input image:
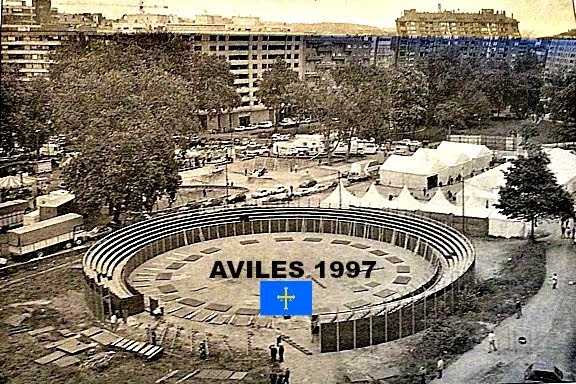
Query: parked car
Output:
[[226, 193, 247, 204], [264, 193, 292, 203], [299, 179, 317, 189], [292, 188, 313, 197], [257, 121, 273, 129], [84, 226, 113, 241], [201, 197, 224, 208], [252, 168, 267, 177], [270, 185, 288, 195], [251, 188, 271, 199], [524, 362, 575, 383], [234, 126, 247, 132], [279, 118, 298, 128]]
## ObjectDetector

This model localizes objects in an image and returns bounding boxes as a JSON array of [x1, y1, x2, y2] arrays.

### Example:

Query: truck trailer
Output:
[[0, 200, 29, 231], [7, 213, 85, 259]]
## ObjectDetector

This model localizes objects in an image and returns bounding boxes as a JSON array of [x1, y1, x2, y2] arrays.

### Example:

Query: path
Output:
[[431, 223, 576, 384]]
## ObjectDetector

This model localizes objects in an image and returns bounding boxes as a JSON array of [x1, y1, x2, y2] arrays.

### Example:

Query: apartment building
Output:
[[396, 8, 520, 38], [393, 36, 550, 66], [544, 36, 576, 77]]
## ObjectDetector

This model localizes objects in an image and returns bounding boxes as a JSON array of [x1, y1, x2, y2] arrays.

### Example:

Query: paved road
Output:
[[431, 223, 576, 384]]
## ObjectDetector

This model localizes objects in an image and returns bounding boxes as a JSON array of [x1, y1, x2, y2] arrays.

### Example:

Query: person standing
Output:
[[551, 273, 558, 289], [284, 368, 290, 384], [437, 358, 444, 379], [278, 343, 285, 363], [110, 312, 118, 332], [276, 335, 283, 346], [488, 331, 497, 353], [151, 328, 157, 346], [419, 366, 427, 384], [294, 164, 299, 173], [269, 372, 277, 384], [276, 372, 284, 384], [122, 308, 129, 324], [269, 344, 277, 362], [145, 324, 152, 344], [515, 299, 523, 319]]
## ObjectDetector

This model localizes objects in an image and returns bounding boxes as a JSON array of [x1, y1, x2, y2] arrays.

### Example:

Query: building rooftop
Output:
[[397, 8, 518, 23]]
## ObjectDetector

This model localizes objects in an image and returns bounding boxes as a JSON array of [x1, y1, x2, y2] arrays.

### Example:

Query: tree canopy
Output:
[[496, 146, 574, 239], [0, 68, 52, 154], [49, 35, 240, 220], [256, 58, 299, 124]]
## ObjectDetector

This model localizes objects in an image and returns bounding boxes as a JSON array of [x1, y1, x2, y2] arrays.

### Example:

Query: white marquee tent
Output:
[[544, 148, 576, 193], [387, 186, 423, 211], [436, 141, 493, 174], [321, 181, 361, 208], [420, 190, 461, 215], [358, 183, 390, 209], [379, 155, 446, 190], [413, 147, 472, 185]]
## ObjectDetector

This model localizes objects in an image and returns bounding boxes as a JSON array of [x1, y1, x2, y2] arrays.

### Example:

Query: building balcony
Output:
[[1, 40, 62, 46], [1, 49, 50, 55]]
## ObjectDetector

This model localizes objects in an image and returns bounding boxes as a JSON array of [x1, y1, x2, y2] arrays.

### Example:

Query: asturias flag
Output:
[[260, 280, 313, 316]]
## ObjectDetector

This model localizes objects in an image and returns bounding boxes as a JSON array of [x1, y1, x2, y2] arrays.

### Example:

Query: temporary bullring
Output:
[[83, 206, 475, 352]]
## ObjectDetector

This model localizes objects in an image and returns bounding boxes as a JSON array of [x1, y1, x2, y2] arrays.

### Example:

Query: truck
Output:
[[0, 200, 29, 231], [7, 213, 86, 259]]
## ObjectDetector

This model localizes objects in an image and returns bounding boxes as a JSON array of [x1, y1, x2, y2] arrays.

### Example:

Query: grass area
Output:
[[387, 240, 547, 384], [0, 259, 273, 384]]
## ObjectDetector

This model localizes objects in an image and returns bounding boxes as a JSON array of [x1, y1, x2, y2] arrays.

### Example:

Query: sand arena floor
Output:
[[129, 232, 434, 325]]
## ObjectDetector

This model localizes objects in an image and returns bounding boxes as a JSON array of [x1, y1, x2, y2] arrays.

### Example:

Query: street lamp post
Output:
[[338, 170, 342, 209], [461, 167, 465, 235]]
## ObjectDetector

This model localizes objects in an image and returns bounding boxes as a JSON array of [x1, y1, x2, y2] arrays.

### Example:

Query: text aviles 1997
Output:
[[209, 260, 376, 278]]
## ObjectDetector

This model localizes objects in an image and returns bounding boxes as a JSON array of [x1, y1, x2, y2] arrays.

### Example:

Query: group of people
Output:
[[109, 309, 129, 331], [269, 335, 290, 383], [418, 357, 445, 384], [560, 217, 575, 239]]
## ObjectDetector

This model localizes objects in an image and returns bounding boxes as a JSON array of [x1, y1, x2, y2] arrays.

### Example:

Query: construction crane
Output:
[[139, 0, 167, 14]]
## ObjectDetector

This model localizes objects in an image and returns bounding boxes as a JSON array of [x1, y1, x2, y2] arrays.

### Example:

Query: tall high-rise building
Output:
[[396, 8, 520, 38]]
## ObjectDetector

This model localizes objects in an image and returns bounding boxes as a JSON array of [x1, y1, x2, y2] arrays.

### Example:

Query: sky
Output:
[[52, 0, 576, 37]]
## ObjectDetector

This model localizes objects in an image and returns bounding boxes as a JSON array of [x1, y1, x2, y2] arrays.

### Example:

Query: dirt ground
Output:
[[0, 258, 275, 384]]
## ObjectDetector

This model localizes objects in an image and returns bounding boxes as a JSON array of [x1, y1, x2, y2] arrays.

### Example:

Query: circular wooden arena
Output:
[[83, 206, 475, 352]]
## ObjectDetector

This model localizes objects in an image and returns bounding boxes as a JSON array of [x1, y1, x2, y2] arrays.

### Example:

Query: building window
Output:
[[294, 63, 299, 68], [210, 46, 216, 51], [194, 46, 201, 51], [252, 45, 257, 50], [252, 64, 258, 69], [252, 54, 257, 59], [294, 54, 299, 59], [218, 46, 225, 51], [210, 35, 217, 41]]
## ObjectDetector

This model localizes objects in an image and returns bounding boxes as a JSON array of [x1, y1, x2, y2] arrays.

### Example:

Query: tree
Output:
[[388, 67, 429, 134], [256, 58, 299, 125], [49, 36, 237, 219], [496, 146, 574, 240], [62, 127, 180, 222], [481, 59, 514, 116], [0, 67, 52, 154], [509, 54, 543, 118], [548, 72, 576, 143]]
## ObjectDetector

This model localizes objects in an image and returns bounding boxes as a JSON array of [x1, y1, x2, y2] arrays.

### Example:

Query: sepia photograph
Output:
[[0, 0, 575, 383]]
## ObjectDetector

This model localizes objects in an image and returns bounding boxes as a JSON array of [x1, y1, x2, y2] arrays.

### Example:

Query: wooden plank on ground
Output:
[[80, 327, 102, 337], [155, 369, 180, 383], [34, 351, 66, 365], [229, 372, 248, 380], [52, 355, 80, 368], [29, 326, 56, 336]]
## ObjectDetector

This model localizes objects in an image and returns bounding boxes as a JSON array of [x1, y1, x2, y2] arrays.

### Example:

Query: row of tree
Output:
[[258, 49, 551, 146], [1, 36, 574, 224]]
